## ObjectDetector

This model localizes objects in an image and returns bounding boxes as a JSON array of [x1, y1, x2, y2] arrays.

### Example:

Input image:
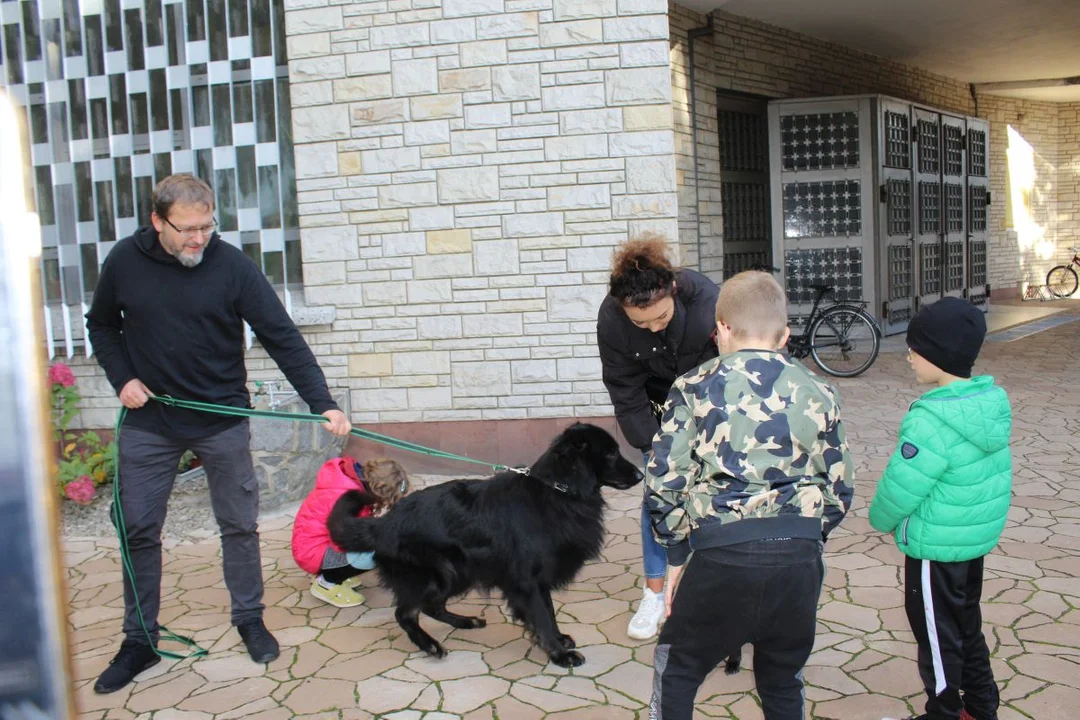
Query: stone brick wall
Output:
[[668, 4, 1075, 294], [1059, 103, 1080, 265], [283, 0, 678, 427]]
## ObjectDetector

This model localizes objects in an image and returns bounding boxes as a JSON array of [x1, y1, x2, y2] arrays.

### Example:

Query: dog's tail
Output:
[[328, 489, 383, 552]]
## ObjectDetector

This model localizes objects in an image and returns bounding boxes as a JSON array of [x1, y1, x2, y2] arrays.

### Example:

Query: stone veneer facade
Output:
[[60, 1, 1078, 466]]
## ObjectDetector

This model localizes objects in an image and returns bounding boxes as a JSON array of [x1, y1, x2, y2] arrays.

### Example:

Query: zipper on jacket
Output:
[[899, 517, 910, 545]]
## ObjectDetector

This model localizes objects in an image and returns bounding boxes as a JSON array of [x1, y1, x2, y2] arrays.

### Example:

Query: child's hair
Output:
[[361, 457, 409, 513], [714, 271, 789, 345], [609, 233, 677, 308]]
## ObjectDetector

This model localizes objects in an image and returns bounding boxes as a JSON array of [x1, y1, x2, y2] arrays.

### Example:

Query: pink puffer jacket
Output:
[[291, 456, 373, 575]]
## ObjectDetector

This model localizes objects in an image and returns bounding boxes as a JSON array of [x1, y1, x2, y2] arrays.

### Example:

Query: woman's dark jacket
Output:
[[597, 268, 720, 451]]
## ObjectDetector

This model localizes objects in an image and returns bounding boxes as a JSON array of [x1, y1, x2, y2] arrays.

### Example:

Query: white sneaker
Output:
[[627, 588, 665, 640]]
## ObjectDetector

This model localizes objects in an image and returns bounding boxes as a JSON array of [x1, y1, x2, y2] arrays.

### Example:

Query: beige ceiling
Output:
[[680, 0, 1080, 102]]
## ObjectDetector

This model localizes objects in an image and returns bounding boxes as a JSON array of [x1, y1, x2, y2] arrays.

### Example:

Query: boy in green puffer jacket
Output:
[[870, 297, 1011, 720]]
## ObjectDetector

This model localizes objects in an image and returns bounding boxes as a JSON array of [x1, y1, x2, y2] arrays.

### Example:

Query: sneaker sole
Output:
[[626, 617, 666, 640]]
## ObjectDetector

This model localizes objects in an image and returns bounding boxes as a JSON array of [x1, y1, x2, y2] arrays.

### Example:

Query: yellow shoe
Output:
[[310, 578, 366, 608]]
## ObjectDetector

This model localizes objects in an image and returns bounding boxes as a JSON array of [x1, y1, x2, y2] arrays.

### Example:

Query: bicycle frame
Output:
[[787, 286, 881, 358]]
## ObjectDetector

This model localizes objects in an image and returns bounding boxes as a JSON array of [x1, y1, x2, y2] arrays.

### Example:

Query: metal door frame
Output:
[[940, 113, 968, 302], [965, 117, 991, 312], [913, 107, 943, 311], [877, 97, 916, 334], [769, 96, 877, 327]]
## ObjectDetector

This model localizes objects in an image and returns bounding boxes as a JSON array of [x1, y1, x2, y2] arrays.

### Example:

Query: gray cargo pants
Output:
[[113, 421, 264, 645]]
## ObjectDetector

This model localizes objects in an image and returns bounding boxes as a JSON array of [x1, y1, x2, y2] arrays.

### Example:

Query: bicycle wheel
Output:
[[808, 306, 880, 378], [1046, 265, 1078, 298]]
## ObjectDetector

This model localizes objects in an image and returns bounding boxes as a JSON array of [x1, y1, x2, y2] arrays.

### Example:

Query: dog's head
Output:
[[529, 422, 643, 497]]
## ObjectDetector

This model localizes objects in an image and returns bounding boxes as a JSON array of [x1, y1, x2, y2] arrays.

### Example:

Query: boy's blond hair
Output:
[[714, 271, 788, 344]]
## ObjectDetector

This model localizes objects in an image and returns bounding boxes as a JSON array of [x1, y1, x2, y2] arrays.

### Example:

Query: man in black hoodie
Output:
[[86, 174, 351, 694]]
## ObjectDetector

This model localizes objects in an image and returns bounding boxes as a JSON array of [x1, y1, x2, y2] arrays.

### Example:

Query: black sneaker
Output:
[[93, 641, 161, 694], [237, 618, 279, 664]]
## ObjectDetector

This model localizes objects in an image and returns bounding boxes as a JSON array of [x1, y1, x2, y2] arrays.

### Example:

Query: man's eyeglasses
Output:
[[163, 216, 218, 238]]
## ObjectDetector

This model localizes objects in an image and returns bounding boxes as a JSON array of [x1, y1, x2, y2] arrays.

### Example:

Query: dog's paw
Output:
[[723, 654, 741, 675], [551, 649, 585, 668], [467, 617, 487, 629], [557, 633, 576, 650], [422, 641, 448, 659]]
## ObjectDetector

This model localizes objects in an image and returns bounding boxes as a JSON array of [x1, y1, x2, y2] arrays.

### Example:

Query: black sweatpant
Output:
[[904, 556, 999, 720], [650, 539, 824, 720]]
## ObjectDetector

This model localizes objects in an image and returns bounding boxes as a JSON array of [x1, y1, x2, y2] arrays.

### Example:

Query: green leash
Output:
[[111, 394, 521, 660]]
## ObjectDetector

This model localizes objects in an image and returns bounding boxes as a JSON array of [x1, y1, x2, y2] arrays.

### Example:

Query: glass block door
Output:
[[941, 114, 967, 303], [0, 0, 301, 359], [879, 99, 915, 334], [717, 92, 771, 278], [966, 118, 990, 312], [769, 97, 876, 327], [914, 107, 943, 311]]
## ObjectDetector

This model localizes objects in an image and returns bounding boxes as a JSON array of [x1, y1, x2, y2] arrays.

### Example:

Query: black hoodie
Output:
[[86, 226, 338, 440]]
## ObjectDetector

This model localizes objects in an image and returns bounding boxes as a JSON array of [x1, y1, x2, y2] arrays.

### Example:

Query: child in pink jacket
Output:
[[291, 456, 408, 607]]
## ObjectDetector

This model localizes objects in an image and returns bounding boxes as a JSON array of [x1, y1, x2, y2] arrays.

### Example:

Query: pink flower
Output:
[[48, 363, 76, 388], [64, 476, 96, 505]]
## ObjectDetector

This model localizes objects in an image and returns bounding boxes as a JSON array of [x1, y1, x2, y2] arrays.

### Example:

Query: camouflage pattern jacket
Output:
[[645, 350, 854, 566]]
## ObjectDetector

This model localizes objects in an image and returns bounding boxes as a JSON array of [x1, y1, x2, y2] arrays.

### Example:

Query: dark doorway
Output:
[[717, 91, 772, 277]]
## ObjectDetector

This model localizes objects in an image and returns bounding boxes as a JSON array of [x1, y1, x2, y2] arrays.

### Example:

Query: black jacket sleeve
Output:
[[598, 320, 657, 451], [236, 264, 340, 415], [85, 251, 137, 395]]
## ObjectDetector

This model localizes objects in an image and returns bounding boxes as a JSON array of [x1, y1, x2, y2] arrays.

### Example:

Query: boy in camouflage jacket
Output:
[[646, 271, 854, 720]]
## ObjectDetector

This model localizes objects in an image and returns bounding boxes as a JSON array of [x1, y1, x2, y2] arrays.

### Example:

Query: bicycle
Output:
[[746, 265, 882, 377], [1046, 246, 1080, 299]]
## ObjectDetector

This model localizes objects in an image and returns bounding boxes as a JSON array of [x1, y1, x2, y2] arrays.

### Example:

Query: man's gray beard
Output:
[[175, 250, 204, 268]]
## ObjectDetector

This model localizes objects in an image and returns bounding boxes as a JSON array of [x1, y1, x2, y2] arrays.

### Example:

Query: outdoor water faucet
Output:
[[254, 380, 299, 410]]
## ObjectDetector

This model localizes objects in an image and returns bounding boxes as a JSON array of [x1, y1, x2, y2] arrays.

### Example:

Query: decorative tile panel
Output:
[[780, 111, 859, 171], [888, 244, 913, 300], [943, 125, 963, 176], [969, 185, 987, 231], [889, 306, 912, 324], [887, 179, 911, 236], [920, 243, 941, 296], [784, 247, 864, 305], [970, 239, 988, 287], [917, 119, 940, 174], [945, 183, 964, 233], [782, 180, 861, 238], [918, 181, 940, 235], [968, 129, 987, 176], [946, 240, 964, 291], [885, 110, 910, 169]]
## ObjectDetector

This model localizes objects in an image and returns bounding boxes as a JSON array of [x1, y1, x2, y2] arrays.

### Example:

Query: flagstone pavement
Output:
[[65, 302, 1080, 720]]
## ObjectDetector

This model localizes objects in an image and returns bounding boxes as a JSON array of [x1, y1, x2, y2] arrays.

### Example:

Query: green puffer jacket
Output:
[[869, 376, 1012, 562]]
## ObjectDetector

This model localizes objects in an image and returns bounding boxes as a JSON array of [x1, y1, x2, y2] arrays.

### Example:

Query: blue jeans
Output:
[[641, 452, 667, 580]]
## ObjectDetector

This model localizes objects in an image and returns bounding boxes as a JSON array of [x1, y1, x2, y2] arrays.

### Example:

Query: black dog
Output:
[[327, 422, 642, 667]]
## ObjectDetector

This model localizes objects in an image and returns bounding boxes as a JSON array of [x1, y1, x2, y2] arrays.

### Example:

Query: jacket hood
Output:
[[314, 457, 365, 493], [915, 375, 1011, 453], [133, 225, 220, 265]]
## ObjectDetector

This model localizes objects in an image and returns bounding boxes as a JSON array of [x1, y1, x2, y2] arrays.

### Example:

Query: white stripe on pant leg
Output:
[[921, 559, 947, 695]]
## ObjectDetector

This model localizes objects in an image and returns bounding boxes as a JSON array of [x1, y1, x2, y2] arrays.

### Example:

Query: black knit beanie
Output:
[[906, 297, 987, 378]]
